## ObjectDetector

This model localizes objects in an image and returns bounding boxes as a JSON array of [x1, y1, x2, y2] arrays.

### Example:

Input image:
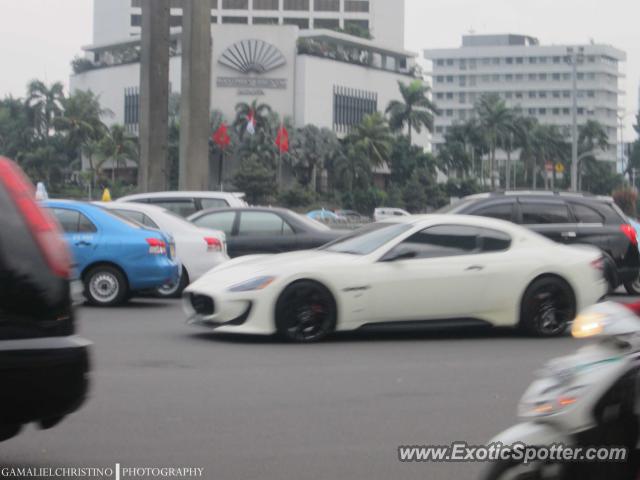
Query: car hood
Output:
[[188, 250, 362, 291]]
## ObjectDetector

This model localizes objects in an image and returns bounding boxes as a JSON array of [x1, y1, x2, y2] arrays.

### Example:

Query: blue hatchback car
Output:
[[43, 200, 179, 306]]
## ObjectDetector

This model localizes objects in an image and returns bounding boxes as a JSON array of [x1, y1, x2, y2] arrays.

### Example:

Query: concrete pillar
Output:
[[179, 0, 212, 190], [138, 0, 170, 192]]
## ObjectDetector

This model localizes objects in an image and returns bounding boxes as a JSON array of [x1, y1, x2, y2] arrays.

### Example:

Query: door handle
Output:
[[561, 232, 577, 239], [75, 240, 92, 246], [465, 265, 485, 272]]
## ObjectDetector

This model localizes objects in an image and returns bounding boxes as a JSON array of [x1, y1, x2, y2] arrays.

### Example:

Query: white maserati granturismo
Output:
[[183, 215, 607, 342]]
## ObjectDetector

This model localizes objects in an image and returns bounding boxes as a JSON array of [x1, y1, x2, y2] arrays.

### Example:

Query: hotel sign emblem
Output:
[[217, 39, 287, 94]]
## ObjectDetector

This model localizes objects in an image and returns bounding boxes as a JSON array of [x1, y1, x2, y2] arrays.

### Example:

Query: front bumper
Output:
[[0, 336, 91, 429]]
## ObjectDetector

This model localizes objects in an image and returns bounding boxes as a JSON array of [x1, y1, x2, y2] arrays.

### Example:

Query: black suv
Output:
[[0, 157, 90, 441], [444, 192, 640, 293]]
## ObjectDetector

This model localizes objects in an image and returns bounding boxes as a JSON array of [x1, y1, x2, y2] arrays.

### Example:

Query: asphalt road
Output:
[[1, 294, 635, 479]]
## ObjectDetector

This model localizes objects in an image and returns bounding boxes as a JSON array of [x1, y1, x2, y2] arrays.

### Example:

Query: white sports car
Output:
[[183, 215, 607, 342]]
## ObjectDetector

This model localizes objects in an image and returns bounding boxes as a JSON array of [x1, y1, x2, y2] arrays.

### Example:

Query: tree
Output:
[[98, 124, 138, 182], [232, 156, 276, 205], [578, 120, 609, 191], [475, 93, 515, 190], [232, 99, 272, 139], [346, 112, 393, 168], [386, 80, 438, 145], [390, 135, 436, 184], [54, 90, 110, 189], [288, 125, 341, 192], [0, 96, 34, 162], [26, 80, 65, 139], [520, 123, 567, 190]]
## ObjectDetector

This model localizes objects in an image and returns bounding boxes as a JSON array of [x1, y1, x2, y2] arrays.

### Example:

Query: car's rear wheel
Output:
[[275, 280, 337, 343], [520, 277, 575, 337], [84, 265, 128, 307], [623, 275, 640, 295], [156, 267, 189, 298]]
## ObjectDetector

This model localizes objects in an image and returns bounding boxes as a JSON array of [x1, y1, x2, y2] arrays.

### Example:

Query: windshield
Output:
[[96, 206, 146, 229], [295, 213, 332, 231], [321, 222, 412, 255]]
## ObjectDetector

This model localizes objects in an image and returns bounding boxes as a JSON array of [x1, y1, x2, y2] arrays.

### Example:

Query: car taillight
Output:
[[146, 238, 167, 255], [0, 157, 71, 278], [204, 237, 222, 252], [620, 224, 638, 246]]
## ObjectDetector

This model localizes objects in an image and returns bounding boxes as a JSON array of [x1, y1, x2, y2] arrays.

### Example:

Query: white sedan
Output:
[[99, 202, 229, 297], [183, 215, 607, 342]]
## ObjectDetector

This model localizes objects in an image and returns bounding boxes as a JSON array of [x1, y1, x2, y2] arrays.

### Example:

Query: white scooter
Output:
[[481, 301, 640, 480]]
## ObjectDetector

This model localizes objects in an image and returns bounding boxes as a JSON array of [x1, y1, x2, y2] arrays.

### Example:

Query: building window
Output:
[[170, 15, 182, 27], [253, 0, 279, 9], [283, 17, 309, 28], [538, 108, 547, 115], [223, 0, 249, 8], [253, 16, 279, 24], [131, 14, 142, 27], [344, 0, 369, 12], [344, 19, 369, 31], [222, 16, 249, 23], [314, 18, 339, 28], [446, 92, 453, 100], [333, 86, 377, 133], [314, 0, 339, 11], [124, 87, 139, 131], [284, 0, 309, 9], [436, 59, 444, 66]]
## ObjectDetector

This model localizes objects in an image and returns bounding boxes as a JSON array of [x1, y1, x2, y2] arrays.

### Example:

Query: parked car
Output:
[[442, 192, 640, 294], [307, 209, 341, 222], [99, 202, 229, 297], [334, 210, 371, 223], [188, 207, 345, 258], [374, 207, 410, 221], [118, 191, 248, 217], [42, 200, 179, 306], [0, 157, 90, 441], [183, 214, 606, 343]]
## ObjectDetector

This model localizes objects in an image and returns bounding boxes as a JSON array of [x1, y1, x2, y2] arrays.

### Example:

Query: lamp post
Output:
[[566, 47, 585, 192]]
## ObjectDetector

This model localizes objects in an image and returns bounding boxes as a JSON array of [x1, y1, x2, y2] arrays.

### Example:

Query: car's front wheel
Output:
[[156, 267, 189, 299], [520, 277, 575, 337], [275, 280, 337, 343], [84, 265, 128, 307]]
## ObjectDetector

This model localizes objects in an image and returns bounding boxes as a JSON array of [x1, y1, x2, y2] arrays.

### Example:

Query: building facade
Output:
[[424, 34, 626, 163], [93, 0, 405, 49]]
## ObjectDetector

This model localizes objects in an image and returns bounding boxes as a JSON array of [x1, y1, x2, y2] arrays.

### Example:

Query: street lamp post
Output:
[[566, 47, 585, 192]]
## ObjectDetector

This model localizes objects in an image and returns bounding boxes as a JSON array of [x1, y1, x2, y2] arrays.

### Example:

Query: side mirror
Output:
[[381, 247, 417, 263]]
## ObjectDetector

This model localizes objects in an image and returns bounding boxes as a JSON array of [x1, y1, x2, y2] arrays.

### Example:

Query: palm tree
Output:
[[289, 125, 341, 192], [386, 80, 438, 146], [346, 112, 393, 168], [26, 80, 65, 139], [98, 124, 139, 182], [54, 90, 111, 187], [578, 120, 609, 191], [232, 100, 272, 139], [475, 93, 515, 190], [520, 123, 567, 189]]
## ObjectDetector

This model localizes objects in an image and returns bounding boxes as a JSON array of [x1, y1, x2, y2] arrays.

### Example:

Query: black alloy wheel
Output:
[[275, 281, 337, 343], [520, 277, 575, 337]]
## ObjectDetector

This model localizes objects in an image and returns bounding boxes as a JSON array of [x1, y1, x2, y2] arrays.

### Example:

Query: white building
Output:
[[424, 34, 626, 163], [93, 0, 405, 50]]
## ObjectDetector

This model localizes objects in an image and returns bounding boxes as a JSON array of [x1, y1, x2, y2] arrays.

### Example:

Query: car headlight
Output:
[[228, 276, 276, 292]]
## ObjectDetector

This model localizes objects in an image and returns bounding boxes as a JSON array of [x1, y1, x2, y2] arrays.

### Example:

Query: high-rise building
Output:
[[424, 34, 626, 162], [93, 0, 404, 49]]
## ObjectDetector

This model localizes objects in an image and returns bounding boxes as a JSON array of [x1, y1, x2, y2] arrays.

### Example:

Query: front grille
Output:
[[190, 294, 215, 316]]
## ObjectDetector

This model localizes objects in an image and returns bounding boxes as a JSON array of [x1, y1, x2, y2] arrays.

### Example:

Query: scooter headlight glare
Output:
[[571, 313, 605, 339]]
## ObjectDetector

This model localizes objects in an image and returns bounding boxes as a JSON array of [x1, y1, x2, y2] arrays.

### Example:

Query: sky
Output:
[[0, 0, 638, 138]]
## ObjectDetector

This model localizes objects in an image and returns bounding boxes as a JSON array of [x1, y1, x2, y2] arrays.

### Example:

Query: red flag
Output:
[[275, 125, 289, 153], [212, 123, 231, 149]]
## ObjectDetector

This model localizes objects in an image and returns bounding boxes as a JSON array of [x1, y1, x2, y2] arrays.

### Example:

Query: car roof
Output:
[[380, 213, 530, 233], [119, 191, 245, 200], [96, 201, 169, 215], [461, 191, 614, 203], [190, 206, 295, 217]]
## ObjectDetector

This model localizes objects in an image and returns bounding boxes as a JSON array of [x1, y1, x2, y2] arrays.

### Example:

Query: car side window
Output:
[[469, 203, 514, 222], [148, 199, 197, 217], [51, 208, 96, 233], [480, 228, 511, 252], [238, 212, 294, 236], [520, 202, 571, 224], [572, 204, 604, 224], [391, 225, 480, 259], [193, 212, 236, 235], [142, 214, 159, 229], [200, 198, 229, 210]]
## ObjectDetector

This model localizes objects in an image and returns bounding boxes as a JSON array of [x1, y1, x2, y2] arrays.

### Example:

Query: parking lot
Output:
[[4, 295, 632, 479]]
